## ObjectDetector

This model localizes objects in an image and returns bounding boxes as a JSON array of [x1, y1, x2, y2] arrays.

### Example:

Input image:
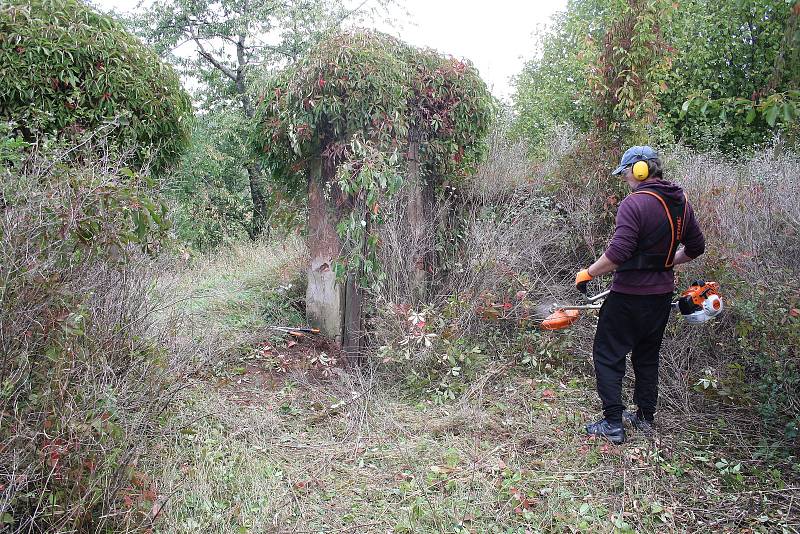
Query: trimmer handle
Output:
[[585, 289, 610, 303]]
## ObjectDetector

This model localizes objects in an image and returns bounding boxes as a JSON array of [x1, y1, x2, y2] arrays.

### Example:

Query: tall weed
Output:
[[0, 132, 198, 531]]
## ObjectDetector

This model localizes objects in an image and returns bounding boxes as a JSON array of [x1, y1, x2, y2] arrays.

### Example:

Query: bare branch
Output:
[[189, 26, 237, 81], [331, 0, 371, 29]]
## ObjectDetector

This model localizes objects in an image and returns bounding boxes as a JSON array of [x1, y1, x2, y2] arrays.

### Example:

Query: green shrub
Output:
[[0, 0, 192, 172]]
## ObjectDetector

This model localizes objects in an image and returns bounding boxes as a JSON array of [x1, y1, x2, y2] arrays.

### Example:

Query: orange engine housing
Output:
[[682, 280, 720, 306]]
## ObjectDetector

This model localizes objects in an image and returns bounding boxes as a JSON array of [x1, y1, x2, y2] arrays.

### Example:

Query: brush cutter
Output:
[[541, 280, 724, 331]]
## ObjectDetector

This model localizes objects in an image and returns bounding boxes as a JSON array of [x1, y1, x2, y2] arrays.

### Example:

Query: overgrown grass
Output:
[[139, 137, 800, 533], [152, 357, 799, 532], [150, 239, 799, 533], [165, 238, 308, 331]]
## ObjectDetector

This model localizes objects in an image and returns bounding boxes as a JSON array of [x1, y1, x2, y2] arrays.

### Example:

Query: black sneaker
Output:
[[585, 418, 625, 445], [623, 411, 655, 437]]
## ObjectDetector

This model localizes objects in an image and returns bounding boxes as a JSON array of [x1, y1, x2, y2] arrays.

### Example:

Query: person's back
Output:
[[606, 178, 705, 295]]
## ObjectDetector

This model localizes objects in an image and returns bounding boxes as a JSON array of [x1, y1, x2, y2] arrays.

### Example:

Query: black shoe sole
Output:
[[586, 427, 625, 445]]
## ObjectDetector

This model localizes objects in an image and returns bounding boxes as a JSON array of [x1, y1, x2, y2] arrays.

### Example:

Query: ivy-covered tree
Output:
[[131, 0, 393, 239], [0, 0, 192, 172], [584, 0, 674, 144], [256, 30, 493, 355], [513, 0, 674, 154]]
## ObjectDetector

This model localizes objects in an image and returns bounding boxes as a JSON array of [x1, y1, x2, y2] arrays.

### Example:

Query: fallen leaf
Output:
[[287, 340, 297, 348], [142, 487, 157, 502], [541, 389, 556, 401], [429, 465, 455, 474]]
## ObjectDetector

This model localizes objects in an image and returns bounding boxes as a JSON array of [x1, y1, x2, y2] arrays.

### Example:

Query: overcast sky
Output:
[[91, 0, 568, 101]]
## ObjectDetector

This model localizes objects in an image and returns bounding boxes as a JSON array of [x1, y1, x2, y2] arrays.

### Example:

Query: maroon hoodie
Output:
[[604, 179, 705, 295]]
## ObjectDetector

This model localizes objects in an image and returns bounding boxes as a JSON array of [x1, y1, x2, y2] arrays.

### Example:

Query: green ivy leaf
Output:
[[764, 105, 780, 127]]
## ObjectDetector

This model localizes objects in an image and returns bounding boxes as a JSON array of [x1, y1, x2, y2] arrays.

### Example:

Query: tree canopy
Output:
[[513, 0, 800, 154], [256, 30, 495, 194], [130, 0, 394, 241], [0, 0, 192, 171]]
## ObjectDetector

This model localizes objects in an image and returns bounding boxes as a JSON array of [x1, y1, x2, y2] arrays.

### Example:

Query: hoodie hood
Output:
[[634, 178, 685, 204]]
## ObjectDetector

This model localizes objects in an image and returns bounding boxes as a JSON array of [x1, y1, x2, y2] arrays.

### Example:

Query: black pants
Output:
[[592, 291, 673, 424]]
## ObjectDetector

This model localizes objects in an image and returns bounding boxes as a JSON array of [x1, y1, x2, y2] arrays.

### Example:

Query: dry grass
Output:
[[150, 358, 800, 533], [668, 144, 800, 274], [0, 137, 202, 532], [150, 218, 799, 533]]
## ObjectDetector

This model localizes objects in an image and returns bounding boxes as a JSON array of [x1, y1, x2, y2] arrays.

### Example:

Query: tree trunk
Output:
[[304, 154, 365, 360], [236, 37, 269, 240], [406, 130, 430, 303], [305, 156, 344, 343], [342, 270, 363, 361], [247, 162, 268, 239]]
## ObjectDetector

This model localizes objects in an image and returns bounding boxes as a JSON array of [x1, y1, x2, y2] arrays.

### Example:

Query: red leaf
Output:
[[541, 389, 556, 401], [83, 458, 96, 473], [790, 308, 799, 318], [131, 471, 148, 488], [142, 487, 157, 502]]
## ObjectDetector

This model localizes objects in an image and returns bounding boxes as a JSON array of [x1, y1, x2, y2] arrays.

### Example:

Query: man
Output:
[[574, 146, 705, 444]]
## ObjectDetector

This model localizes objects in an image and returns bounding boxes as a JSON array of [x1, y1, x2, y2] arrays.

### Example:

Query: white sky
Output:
[[91, 0, 568, 101]]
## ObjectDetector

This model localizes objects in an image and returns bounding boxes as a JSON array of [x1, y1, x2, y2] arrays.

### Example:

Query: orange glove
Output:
[[575, 268, 593, 294]]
